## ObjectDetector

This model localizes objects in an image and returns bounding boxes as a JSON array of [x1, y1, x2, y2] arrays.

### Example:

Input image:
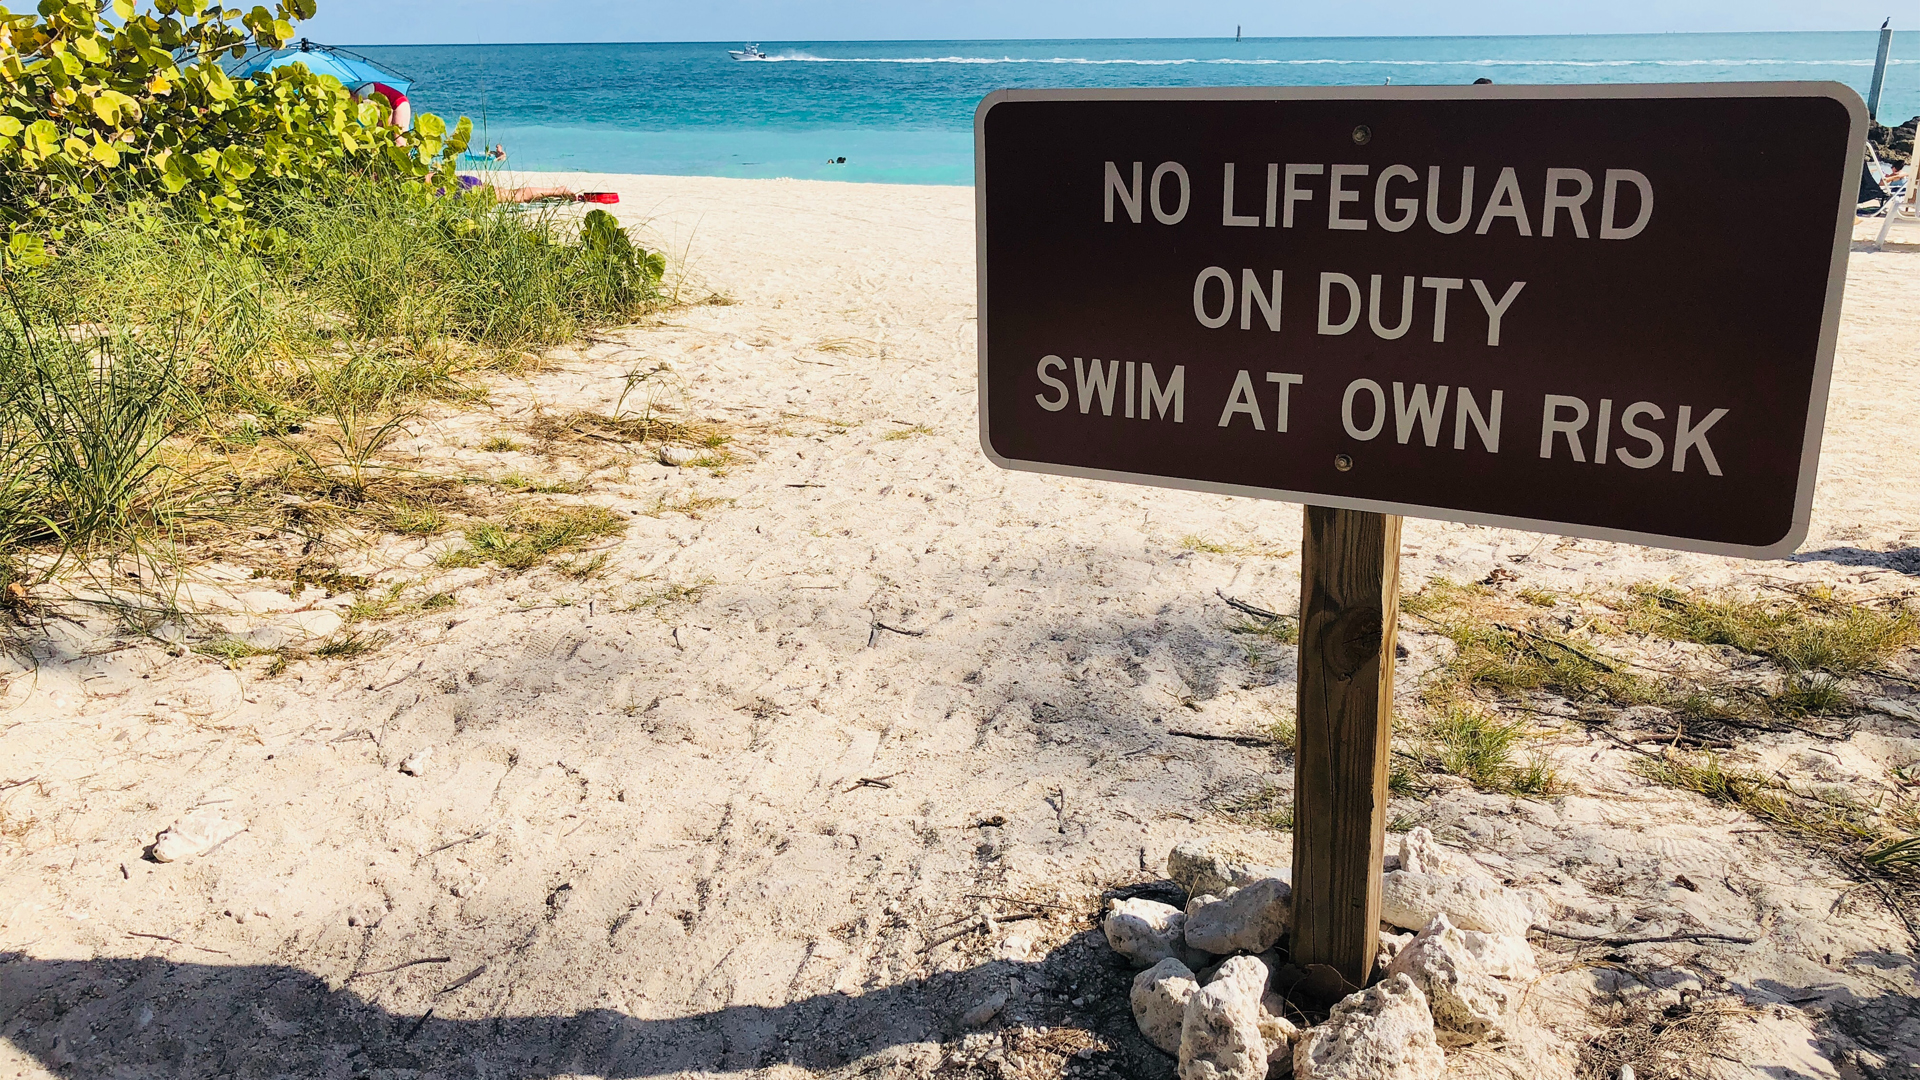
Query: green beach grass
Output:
[[0, 181, 665, 583]]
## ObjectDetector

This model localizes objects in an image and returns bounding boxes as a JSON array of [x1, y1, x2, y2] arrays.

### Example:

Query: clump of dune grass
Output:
[[555, 552, 611, 580], [21, 182, 659, 420], [1388, 757, 1421, 797], [385, 502, 449, 536], [1866, 834, 1920, 871], [0, 305, 190, 564], [493, 471, 579, 495], [341, 580, 474, 623], [1412, 591, 1658, 706], [624, 580, 711, 612], [1507, 751, 1561, 796], [1627, 583, 1919, 677], [1405, 578, 1895, 730], [1220, 783, 1294, 831], [313, 629, 390, 659], [1635, 750, 1884, 850], [644, 493, 732, 519], [270, 183, 664, 356], [0, 179, 669, 597], [1262, 712, 1297, 749], [1425, 704, 1524, 786], [1181, 534, 1292, 558], [437, 505, 626, 572], [193, 636, 275, 666], [1407, 700, 1560, 796], [346, 581, 410, 623], [526, 409, 724, 451], [1400, 579, 1920, 885], [1626, 584, 1919, 717]]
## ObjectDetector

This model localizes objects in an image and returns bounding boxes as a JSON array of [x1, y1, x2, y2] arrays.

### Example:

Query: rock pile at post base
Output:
[[1105, 830, 1545, 1079]]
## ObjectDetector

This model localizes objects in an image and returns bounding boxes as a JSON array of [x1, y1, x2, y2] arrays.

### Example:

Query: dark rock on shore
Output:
[[1870, 115, 1918, 166]]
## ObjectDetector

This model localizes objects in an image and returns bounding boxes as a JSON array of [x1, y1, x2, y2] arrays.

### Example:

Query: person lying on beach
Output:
[[455, 176, 616, 204]]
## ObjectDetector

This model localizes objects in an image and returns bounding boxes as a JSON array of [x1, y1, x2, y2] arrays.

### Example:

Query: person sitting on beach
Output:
[[356, 82, 412, 129]]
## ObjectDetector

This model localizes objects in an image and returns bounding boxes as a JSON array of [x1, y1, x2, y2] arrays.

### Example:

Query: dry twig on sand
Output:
[[1215, 589, 1291, 623], [1533, 927, 1757, 947], [349, 956, 453, 980]]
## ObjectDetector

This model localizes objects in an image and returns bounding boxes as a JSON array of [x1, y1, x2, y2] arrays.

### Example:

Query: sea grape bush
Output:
[[0, 3, 667, 575], [580, 207, 667, 308], [0, 0, 471, 263]]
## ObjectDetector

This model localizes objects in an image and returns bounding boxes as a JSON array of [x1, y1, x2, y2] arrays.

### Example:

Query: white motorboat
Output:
[[729, 43, 768, 61]]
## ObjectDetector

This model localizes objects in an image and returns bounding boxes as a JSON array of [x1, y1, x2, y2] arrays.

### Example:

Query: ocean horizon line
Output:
[[342, 30, 1911, 49], [362, 33, 1919, 185]]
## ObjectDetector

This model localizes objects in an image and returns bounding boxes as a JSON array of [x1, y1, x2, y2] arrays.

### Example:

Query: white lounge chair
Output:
[[1865, 147, 1920, 248]]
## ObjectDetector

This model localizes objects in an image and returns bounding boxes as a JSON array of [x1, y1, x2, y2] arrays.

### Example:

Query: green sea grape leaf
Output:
[[218, 143, 252, 177], [6, 231, 49, 267]]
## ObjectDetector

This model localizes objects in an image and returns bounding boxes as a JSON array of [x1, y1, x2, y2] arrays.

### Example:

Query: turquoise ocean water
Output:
[[354, 34, 1920, 185]]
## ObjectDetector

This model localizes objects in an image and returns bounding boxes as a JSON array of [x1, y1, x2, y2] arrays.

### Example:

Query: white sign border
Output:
[[973, 82, 1868, 560]]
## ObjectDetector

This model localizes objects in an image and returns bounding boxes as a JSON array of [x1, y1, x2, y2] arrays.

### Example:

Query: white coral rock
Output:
[[1185, 877, 1291, 955], [1168, 839, 1287, 900], [1380, 870, 1540, 936], [1398, 826, 1447, 874], [1377, 928, 1417, 963], [1293, 973, 1446, 1080], [1131, 957, 1199, 1054], [1387, 914, 1531, 1043], [1179, 955, 1270, 1080], [150, 810, 243, 863], [1105, 897, 1209, 969], [1258, 990, 1298, 1077], [1186, 893, 1221, 917]]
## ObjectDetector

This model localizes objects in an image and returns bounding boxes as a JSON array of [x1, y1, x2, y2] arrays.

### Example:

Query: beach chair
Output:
[[1869, 185, 1919, 248], [1861, 159, 1892, 208], [1866, 152, 1920, 249]]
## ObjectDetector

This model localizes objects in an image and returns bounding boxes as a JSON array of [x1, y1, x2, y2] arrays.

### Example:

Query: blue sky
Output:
[[302, 1, 1886, 46]]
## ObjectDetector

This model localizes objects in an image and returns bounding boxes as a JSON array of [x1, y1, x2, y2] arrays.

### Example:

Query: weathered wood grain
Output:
[[1290, 505, 1402, 987]]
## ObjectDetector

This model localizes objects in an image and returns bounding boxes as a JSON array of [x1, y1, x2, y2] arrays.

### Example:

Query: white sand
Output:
[[1, 173, 1917, 1078]]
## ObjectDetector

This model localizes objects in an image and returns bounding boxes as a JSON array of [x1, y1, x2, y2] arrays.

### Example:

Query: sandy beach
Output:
[[1, 171, 1918, 1079]]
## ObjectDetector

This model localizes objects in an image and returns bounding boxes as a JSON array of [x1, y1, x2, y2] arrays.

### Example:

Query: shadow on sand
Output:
[[11, 941, 1920, 1078], [1790, 546, 1920, 575], [0, 930, 1177, 1080]]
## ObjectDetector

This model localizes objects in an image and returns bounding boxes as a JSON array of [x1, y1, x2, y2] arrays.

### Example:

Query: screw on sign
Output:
[[973, 84, 1865, 987]]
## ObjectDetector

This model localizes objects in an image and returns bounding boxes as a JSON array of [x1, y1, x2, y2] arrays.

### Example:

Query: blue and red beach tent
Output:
[[226, 40, 414, 118]]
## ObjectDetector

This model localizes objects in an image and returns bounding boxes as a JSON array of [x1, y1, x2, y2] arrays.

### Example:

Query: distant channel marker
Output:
[[972, 83, 1866, 989]]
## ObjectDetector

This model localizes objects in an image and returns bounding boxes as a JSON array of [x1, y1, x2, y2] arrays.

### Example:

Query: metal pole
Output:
[[1869, 19, 1893, 125]]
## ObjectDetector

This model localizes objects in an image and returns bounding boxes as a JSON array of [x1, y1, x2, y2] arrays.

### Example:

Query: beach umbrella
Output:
[[227, 40, 413, 97]]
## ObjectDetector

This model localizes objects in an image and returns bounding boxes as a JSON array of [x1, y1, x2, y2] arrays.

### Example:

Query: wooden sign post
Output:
[[1290, 507, 1401, 988], [973, 84, 1863, 991]]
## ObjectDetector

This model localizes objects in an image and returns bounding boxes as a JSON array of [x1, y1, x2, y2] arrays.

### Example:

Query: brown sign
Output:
[[974, 85, 1865, 558]]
